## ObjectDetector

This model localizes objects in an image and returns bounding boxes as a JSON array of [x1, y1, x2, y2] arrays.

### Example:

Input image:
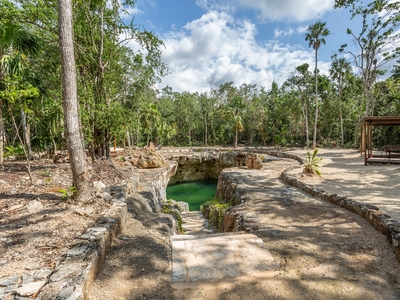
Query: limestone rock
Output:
[[27, 200, 43, 212], [73, 207, 95, 218], [100, 192, 112, 201], [137, 149, 165, 169], [50, 263, 82, 282], [0, 276, 20, 287], [245, 153, 263, 170], [92, 181, 106, 190], [16, 280, 46, 296]]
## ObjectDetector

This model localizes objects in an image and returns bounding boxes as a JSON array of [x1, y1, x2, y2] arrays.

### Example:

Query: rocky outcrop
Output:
[[164, 150, 247, 184], [137, 161, 178, 211]]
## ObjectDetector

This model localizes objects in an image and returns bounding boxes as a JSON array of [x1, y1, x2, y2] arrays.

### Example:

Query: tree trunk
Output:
[[234, 127, 238, 148], [0, 99, 4, 170], [20, 109, 33, 159], [58, 0, 90, 200], [126, 130, 131, 148], [204, 113, 208, 146], [338, 88, 344, 147], [313, 48, 319, 149]]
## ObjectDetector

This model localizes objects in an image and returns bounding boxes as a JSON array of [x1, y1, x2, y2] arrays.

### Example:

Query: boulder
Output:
[[137, 149, 165, 169], [245, 153, 263, 170]]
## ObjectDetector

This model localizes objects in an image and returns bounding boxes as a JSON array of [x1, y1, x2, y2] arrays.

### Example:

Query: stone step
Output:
[[171, 233, 279, 282], [181, 211, 213, 235]]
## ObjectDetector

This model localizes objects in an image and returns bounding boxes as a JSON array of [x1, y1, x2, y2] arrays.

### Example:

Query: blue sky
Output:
[[127, 0, 357, 93]]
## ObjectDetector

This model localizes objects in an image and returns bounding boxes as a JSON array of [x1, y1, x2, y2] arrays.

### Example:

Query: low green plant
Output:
[[4, 145, 24, 157], [303, 148, 322, 176], [259, 155, 265, 160], [202, 198, 233, 232], [42, 168, 52, 177], [162, 205, 185, 234], [58, 186, 77, 200]]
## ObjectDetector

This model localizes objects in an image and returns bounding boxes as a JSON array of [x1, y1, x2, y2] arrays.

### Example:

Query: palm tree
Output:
[[330, 56, 352, 147], [305, 20, 330, 149], [221, 96, 245, 148]]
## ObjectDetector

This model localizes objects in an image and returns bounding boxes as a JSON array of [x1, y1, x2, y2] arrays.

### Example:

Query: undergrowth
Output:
[[201, 197, 234, 232], [162, 202, 185, 234]]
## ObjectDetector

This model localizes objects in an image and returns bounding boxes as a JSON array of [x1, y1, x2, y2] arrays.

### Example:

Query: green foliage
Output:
[[303, 148, 322, 176], [41, 168, 52, 177], [162, 204, 184, 234], [4, 145, 24, 157], [202, 198, 233, 232], [58, 186, 77, 200]]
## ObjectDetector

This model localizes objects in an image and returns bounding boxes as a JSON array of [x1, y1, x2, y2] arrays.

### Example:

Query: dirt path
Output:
[[89, 155, 400, 300]]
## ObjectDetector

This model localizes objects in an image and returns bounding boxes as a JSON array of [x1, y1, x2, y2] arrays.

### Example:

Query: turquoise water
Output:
[[166, 179, 217, 211]]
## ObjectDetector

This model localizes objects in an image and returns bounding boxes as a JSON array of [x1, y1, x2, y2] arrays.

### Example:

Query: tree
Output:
[[305, 20, 330, 148], [330, 56, 352, 147], [0, 7, 40, 169], [337, 0, 400, 116], [58, 0, 90, 200], [286, 63, 313, 147]]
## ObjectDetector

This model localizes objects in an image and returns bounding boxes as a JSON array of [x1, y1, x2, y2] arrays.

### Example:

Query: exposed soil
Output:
[[0, 155, 128, 281]]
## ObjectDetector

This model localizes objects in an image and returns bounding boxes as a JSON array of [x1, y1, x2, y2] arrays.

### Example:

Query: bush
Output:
[[303, 148, 322, 176]]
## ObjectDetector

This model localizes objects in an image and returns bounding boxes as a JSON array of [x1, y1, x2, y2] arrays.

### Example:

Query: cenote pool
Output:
[[166, 179, 217, 211]]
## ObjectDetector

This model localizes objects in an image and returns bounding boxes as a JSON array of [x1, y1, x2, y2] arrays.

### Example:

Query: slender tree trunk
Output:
[[126, 130, 131, 148], [0, 99, 4, 170], [58, 0, 90, 200], [338, 88, 344, 147], [302, 105, 309, 148], [313, 48, 319, 149], [234, 127, 238, 148], [204, 113, 208, 146], [21, 109, 33, 159]]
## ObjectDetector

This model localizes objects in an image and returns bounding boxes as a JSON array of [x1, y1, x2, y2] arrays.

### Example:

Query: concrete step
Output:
[[171, 233, 279, 282]]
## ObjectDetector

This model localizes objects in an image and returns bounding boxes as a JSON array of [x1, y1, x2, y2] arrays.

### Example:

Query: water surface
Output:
[[166, 179, 217, 211]]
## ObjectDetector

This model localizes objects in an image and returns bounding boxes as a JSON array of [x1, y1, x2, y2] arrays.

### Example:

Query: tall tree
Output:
[[305, 20, 330, 148], [58, 0, 90, 200], [330, 56, 352, 147], [337, 0, 400, 116]]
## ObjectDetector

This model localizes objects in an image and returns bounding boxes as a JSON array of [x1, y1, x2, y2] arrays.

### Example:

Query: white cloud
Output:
[[274, 27, 295, 38], [197, 0, 335, 22], [157, 11, 329, 93]]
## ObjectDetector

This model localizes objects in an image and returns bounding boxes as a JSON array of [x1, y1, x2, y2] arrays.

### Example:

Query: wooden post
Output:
[[363, 120, 367, 165]]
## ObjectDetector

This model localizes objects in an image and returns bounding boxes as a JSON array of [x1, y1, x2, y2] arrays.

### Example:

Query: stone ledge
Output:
[[280, 163, 400, 263]]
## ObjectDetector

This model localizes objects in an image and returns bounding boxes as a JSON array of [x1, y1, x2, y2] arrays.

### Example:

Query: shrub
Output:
[[303, 148, 322, 176]]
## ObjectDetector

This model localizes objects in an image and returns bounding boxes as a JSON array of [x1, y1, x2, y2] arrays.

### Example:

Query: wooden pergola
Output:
[[362, 116, 400, 165]]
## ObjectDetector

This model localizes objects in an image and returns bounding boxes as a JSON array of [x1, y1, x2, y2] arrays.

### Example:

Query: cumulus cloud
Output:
[[197, 0, 334, 22], [158, 11, 329, 93]]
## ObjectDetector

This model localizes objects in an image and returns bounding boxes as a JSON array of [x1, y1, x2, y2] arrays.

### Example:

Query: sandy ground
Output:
[[286, 148, 400, 223]]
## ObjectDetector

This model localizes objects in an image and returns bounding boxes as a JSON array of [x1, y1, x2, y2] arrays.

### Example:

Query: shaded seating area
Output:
[[362, 116, 400, 165]]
